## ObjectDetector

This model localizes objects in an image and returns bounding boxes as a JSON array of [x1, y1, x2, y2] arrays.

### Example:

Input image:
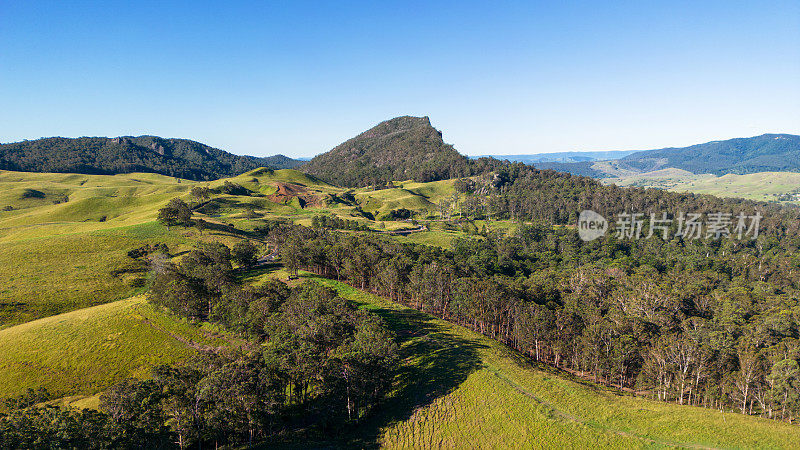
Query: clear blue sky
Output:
[[1, 1, 798, 157]]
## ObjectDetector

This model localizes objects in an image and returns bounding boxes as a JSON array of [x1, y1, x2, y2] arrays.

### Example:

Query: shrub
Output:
[[21, 189, 45, 199]]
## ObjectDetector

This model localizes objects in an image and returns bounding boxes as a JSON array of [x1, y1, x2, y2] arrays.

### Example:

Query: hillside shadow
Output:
[[253, 276, 486, 449], [238, 262, 281, 281], [340, 306, 487, 448]]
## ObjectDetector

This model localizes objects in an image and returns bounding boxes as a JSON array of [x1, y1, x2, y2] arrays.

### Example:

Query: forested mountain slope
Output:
[[621, 133, 800, 175], [302, 116, 498, 187], [0, 136, 303, 180]]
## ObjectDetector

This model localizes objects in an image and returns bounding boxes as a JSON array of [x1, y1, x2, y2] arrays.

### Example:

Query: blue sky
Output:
[[1, 1, 798, 157]]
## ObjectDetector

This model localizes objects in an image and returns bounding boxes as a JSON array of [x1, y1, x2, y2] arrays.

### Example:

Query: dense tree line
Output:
[[267, 217, 800, 422], [311, 214, 370, 231], [146, 242, 398, 445]]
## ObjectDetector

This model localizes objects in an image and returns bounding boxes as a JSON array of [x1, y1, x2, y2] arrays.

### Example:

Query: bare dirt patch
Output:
[[267, 182, 323, 208]]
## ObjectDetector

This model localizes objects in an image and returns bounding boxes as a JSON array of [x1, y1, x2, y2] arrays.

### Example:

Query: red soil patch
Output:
[[267, 182, 322, 208]]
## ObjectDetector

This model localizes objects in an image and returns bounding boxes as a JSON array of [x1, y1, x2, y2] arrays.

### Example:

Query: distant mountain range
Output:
[[0, 136, 304, 180], [472, 150, 638, 164], [4, 125, 798, 185], [526, 134, 800, 178]]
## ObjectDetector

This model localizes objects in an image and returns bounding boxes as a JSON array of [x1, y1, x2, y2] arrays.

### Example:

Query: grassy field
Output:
[[671, 172, 800, 203], [0, 295, 230, 402], [354, 188, 437, 219], [0, 169, 363, 326], [260, 274, 798, 449], [606, 169, 800, 204], [353, 178, 458, 220], [0, 171, 200, 326], [397, 229, 466, 248], [399, 179, 457, 204]]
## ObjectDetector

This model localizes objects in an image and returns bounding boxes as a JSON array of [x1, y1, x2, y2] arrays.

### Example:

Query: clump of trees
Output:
[[263, 282, 398, 423], [217, 181, 250, 196], [453, 178, 476, 194], [3, 387, 52, 410], [232, 240, 259, 268], [380, 208, 414, 221], [127, 243, 169, 259], [157, 198, 192, 229], [20, 188, 46, 199], [0, 403, 148, 449], [311, 214, 369, 231], [142, 241, 398, 447], [190, 186, 212, 204]]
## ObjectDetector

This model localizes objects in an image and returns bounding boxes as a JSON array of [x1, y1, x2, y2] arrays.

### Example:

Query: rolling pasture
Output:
[[0, 295, 229, 401], [606, 169, 800, 204], [0, 171, 197, 326], [0, 169, 464, 326]]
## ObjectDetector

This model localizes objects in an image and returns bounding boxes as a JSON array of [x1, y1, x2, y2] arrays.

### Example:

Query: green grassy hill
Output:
[[0, 168, 366, 326], [400, 179, 457, 202], [355, 188, 436, 219], [0, 171, 196, 325], [310, 276, 800, 449], [351, 178, 459, 221], [0, 295, 230, 402]]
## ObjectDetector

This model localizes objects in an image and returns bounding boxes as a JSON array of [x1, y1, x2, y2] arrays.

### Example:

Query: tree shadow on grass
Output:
[[238, 262, 281, 281], [255, 277, 486, 449], [341, 306, 487, 448]]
